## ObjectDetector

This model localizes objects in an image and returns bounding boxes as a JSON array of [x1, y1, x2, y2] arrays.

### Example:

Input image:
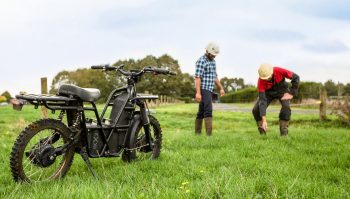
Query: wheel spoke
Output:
[[36, 169, 45, 182], [27, 169, 42, 178], [22, 128, 66, 181]]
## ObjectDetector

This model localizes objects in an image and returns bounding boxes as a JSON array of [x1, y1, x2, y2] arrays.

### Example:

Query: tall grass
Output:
[[1, 104, 350, 198]]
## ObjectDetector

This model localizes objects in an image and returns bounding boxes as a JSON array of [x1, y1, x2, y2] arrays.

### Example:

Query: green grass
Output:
[[1, 104, 350, 198]]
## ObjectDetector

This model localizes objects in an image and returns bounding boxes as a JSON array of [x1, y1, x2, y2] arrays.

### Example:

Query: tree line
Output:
[[49, 54, 195, 102], [49, 54, 350, 103], [1, 55, 349, 103]]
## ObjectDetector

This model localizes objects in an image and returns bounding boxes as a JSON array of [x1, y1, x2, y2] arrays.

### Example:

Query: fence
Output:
[[31, 78, 346, 120], [290, 90, 349, 121], [142, 92, 184, 107], [41, 77, 48, 118]]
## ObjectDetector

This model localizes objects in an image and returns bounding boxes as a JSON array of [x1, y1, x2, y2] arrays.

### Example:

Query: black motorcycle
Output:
[[10, 64, 176, 182]]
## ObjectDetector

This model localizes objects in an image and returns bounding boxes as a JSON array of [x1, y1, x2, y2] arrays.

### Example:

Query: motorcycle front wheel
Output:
[[122, 115, 162, 162]]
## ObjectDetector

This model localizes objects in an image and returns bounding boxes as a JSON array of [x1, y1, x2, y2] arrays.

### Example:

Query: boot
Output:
[[279, 120, 289, 136], [204, 117, 212, 136], [256, 121, 266, 135], [195, 119, 203, 135]]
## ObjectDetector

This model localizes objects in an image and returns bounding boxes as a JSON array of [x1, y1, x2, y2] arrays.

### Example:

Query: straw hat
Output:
[[258, 63, 273, 80]]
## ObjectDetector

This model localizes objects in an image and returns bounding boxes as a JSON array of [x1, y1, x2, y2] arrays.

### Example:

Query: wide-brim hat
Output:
[[258, 63, 273, 80]]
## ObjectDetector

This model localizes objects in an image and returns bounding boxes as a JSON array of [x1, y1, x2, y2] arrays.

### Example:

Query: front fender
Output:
[[125, 113, 142, 148]]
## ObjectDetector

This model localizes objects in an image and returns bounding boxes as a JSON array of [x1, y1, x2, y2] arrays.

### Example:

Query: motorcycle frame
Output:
[[16, 76, 158, 158]]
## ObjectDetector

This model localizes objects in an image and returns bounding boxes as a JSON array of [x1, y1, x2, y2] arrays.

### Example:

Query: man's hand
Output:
[[195, 92, 202, 103], [261, 116, 268, 132], [261, 121, 268, 132], [281, 93, 293, 100], [220, 89, 225, 97]]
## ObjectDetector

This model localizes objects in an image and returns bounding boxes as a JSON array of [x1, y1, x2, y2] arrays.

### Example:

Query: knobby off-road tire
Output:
[[122, 115, 162, 162], [10, 119, 75, 182]]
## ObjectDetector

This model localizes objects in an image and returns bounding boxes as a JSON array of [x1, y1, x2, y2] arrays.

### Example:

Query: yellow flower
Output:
[[182, 181, 189, 185]]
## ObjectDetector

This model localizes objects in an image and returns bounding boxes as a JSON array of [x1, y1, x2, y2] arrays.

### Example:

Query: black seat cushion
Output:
[[58, 84, 101, 102]]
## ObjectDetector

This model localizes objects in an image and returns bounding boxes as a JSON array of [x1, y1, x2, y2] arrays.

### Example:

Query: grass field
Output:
[[1, 103, 350, 198]]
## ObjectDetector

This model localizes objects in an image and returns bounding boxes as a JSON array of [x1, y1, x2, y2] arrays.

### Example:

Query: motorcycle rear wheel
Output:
[[10, 119, 75, 182]]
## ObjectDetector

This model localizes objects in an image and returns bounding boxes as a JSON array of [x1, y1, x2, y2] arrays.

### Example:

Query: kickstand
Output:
[[79, 147, 98, 179]]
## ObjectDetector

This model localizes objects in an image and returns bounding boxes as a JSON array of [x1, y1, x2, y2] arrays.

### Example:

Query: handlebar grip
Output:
[[91, 64, 122, 71], [152, 68, 169, 74], [152, 68, 176, 75], [169, 71, 177, 76], [91, 65, 106, 69]]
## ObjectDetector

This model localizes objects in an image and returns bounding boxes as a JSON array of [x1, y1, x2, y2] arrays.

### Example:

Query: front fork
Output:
[[139, 101, 153, 151]]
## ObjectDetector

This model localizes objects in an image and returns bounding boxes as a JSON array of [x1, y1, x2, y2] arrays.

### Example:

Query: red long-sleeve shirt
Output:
[[257, 67, 293, 92], [257, 67, 299, 117]]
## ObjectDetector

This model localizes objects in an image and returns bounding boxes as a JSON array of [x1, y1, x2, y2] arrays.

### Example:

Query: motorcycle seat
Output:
[[58, 84, 101, 102]]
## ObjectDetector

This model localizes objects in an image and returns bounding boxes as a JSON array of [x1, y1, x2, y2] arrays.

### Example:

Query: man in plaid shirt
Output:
[[195, 42, 225, 136]]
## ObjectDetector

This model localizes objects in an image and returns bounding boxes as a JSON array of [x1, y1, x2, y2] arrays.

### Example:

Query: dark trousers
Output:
[[196, 89, 213, 119], [252, 97, 291, 121]]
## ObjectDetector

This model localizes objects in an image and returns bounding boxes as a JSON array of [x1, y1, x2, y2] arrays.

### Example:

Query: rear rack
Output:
[[15, 94, 79, 111]]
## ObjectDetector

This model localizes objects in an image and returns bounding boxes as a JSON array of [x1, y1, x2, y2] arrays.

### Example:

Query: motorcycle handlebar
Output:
[[91, 64, 176, 76]]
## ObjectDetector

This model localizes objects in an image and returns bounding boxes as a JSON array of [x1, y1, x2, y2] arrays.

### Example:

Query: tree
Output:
[[50, 71, 73, 94], [298, 81, 322, 100], [50, 54, 196, 102], [323, 80, 338, 96], [178, 73, 195, 97], [344, 83, 350, 95], [1, 91, 12, 102], [112, 54, 195, 97], [220, 77, 245, 92], [50, 68, 122, 102]]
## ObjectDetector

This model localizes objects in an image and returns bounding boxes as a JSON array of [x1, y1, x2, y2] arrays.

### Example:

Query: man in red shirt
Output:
[[252, 63, 300, 136]]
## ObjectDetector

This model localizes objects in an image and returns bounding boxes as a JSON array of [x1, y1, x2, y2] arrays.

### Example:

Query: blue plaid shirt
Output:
[[195, 55, 217, 92]]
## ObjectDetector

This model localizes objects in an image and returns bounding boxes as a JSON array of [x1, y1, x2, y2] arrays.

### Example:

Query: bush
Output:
[[220, 87, 258, 103], [290, 81, 322, 103], [1, 91, 12, 102], [0, 96, 7, 103], [331, 96, 350, 125]]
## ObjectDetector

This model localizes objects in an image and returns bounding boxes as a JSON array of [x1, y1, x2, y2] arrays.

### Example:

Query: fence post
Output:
[[41, 77, 48, 118], [319, 89, 327, 121]]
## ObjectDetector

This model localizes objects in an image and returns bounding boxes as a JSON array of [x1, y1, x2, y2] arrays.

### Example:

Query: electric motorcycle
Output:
[[10, 64, 176, 182]]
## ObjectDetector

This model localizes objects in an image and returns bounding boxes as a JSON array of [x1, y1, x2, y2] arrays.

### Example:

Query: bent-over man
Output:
[[252, 63, 300, 136]]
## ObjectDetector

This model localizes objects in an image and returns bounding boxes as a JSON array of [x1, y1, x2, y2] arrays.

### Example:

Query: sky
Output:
[[1, 0, 350, 96]]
